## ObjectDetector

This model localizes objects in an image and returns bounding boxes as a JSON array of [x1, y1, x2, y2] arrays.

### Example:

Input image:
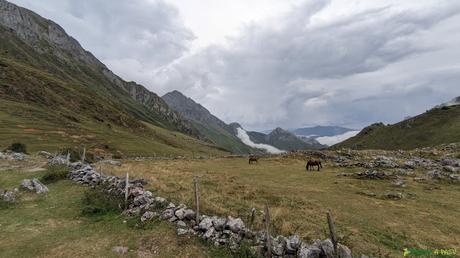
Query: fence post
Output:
[[194, 177, 200, 224], [124, 173, 129, 209], [327, 209, 338, 258], [250, 207, 256, 230], [264, 204, 272, 258], [66, 152, 70, 166], [81, 147, 86, 163]]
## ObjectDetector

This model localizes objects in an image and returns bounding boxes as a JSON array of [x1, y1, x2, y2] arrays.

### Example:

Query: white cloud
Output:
[[236, 128, 284, 154], [316, 131, 360, 146]]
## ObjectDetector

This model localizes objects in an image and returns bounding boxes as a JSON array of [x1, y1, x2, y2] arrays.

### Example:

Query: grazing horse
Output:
[[248, 156, 259, 164], [306, 160, 322, 171]]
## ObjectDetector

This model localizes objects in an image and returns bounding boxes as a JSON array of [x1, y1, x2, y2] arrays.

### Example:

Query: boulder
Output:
[[32, 178, 48, 194], [141, 211, 155, 222], [183, 209, 196, 220], [2, 191, 16, 203], [337, 244, 353, 258], [112, 246, 129, 255], [298, 243, 322, 258], [212, 217, 227, 231], [20, 179, 35, 191], [198, 217, 213, 231], [20, 178, 48, 194], [385, 192, 403, 200], [272, 235, 287, 256], [176, 220, 187, 228], [177, 227, 188, 236], [320, 239, 335, 258], [160, 209, 174, 220], [286, 235, 301, 254], [226, 216, 245, 233]]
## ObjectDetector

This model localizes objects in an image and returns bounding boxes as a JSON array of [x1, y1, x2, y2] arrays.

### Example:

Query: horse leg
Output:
[[317, 165, 320, 171]]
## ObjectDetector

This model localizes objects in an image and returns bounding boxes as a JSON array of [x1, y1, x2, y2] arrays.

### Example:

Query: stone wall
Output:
[[66, 160, 355, 258]]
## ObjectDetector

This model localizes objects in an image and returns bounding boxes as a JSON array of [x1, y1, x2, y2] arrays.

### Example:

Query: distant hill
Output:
[[162, 91, 256, 154], [0, 0, 225, 156], [290, 126, 355, 137], [248, 127, 325, 151], [334, 103, 460, 150]]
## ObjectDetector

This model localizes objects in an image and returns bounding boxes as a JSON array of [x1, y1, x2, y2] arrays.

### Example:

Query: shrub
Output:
[[59, 147, 95, 163], [7, 142, 27, 154], [41, 165, 69, 184], [81, 186, 123, 216]]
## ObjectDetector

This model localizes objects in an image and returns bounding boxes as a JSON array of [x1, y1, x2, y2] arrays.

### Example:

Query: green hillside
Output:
[[334, 105, 460, 150], [0, 3, 225, 157]]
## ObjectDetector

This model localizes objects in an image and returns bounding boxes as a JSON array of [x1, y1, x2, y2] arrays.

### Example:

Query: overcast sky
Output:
[[10, 0, 460, 131]]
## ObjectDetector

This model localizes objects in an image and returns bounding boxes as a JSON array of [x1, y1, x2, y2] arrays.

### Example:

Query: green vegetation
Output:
[[335, 105, 460, 150], [6, 142, 27, 153], [0, 166, 239, 257], [81, 186, 123, 216], [106, 157, 460, 257], [0, 24, 225, 157], [40, 165, 69, 184]]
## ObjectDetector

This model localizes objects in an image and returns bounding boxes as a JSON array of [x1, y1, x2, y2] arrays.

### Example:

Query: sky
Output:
[[9, 0, 460, 131]]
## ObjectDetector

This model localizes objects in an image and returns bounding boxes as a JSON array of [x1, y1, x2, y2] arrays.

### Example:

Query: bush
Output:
[[7, 142, 27, 154], [41, 165, 69, 184], [59, 147, 95, 163], [81, 186, 123, 216]]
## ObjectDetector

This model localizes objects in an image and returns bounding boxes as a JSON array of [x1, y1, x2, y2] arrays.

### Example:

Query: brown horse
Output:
[[306, 160, 322, 171], [249, 156, 259, 164]]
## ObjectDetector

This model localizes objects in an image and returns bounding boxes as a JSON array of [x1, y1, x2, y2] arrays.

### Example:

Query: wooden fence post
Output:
[[66, 152, 70, 166], [250, 207, 256, 230], [264, 204, 272, 258], [124, 173, 129, 209], [327, 210, 338, 258], [81, 147, 86, 163], [194, 177, 200, 224]]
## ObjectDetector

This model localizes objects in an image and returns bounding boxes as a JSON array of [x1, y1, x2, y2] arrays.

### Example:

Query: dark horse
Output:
[[306, 160, 322, 171], [249, 156, 259, 164]]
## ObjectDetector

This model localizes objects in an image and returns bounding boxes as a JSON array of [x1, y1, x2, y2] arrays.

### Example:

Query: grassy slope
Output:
[[0, 165, 235, 257], [106, 157, 460, 257], [335, 105, 460, 150], [192, 122, 256, 154], [0, 28, 226, 157]]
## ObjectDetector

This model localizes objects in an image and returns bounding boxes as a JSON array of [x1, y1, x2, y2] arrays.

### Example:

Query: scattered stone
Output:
[[20, 178, 48, 194], [37, 151, 53, 158], [198, 217, 213, 231], [140, 211, 155, 222], [102, 159, 122, 166], [112, 246, 129, 255], [176, 220, 187, 228], [177, 227, 188, 236], [226, 216, 245, 233], [355, 170, 394, 180], [1, 191, 16, 203], [384, 192, 403, 200], [392, 179, 406, 188]]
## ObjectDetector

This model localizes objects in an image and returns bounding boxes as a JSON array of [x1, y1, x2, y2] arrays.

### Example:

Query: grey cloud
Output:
[[155, 0, 460, 130], [9, 0, 194, 85]]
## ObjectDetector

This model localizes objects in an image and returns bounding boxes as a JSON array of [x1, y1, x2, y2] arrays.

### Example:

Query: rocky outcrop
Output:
[[0, 151, 26, 161], [20, 178, 49, 194]]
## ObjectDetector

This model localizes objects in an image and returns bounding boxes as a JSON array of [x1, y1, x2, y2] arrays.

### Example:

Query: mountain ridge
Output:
[[0, 0, 226, 156], [334, 103, 460, 150], [162, 90, 257, 154]]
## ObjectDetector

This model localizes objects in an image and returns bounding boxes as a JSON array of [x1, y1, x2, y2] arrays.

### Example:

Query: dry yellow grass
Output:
[[105, 156, 460, 257]]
